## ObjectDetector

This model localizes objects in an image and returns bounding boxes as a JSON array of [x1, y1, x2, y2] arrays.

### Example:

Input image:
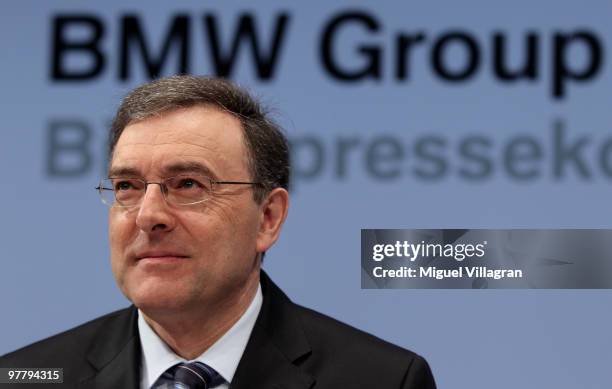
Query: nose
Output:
[[135, 183, 177, 233]]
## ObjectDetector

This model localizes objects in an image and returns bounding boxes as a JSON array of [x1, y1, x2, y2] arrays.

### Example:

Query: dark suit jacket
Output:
[[0, 272, 436, 388]]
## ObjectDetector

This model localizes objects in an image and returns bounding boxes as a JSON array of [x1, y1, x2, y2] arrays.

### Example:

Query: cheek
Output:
[[109, 210, 134, 270], [185, 205, 259, 258], [109, 207, 137, 237], [109, 210, 125, 248]]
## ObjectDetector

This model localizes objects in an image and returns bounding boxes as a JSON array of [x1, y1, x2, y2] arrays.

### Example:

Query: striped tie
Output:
[[154, 361, 224, 389]]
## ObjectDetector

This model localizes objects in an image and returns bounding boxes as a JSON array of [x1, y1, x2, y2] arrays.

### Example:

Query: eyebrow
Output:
[[162, 161, 218, 179], [107, 166, 141, 177], [108, 161, 218, 180]]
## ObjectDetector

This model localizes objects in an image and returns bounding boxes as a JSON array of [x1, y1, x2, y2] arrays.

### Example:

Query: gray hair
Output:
[[109, 75, 290, 203]]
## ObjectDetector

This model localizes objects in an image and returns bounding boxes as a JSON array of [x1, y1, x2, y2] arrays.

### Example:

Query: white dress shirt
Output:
[[138, 284, 263, 389]]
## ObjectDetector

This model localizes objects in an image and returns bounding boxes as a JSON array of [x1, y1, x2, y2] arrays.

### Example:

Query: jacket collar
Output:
[[230, 271, 315, 389], [78, 307, 141, 389], [78, 271, 314, 389]]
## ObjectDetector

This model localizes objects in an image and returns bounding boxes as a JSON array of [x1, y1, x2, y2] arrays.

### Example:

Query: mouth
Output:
[[135, 251, 189, 262]]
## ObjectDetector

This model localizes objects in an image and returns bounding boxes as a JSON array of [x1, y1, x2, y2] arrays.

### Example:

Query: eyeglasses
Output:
[[96, 175, 263, 207]]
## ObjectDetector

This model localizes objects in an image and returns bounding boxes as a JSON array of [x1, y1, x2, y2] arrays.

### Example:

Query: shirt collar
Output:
[[138, 283, 263, 388]]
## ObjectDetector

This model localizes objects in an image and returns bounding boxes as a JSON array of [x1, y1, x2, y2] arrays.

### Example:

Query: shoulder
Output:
[[0, 307, 134, 368], [294, 303, 425, 363], [293, 304, 436, 388]]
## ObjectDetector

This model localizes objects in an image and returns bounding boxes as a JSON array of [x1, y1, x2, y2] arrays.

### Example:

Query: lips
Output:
[[134, 251, 189, 260]]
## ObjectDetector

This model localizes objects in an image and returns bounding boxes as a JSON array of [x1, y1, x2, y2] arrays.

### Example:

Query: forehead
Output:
[[110, 106, 248, 178]]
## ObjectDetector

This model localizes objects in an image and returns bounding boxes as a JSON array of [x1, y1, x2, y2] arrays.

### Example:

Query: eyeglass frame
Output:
[[95, 175, 265, 208]]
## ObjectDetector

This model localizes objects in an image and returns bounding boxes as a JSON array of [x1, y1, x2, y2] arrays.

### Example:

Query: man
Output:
[[0, 76, 436, 388]]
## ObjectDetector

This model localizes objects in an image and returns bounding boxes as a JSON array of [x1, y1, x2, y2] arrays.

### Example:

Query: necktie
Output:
[[154, 361, 224, 389]]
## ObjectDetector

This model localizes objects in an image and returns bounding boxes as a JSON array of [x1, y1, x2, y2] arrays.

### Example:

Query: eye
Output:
[[179, 178, 199, 189], [115, 181, 134, 191], [169, 176, 208, 191], [112, 178, 143, 191]]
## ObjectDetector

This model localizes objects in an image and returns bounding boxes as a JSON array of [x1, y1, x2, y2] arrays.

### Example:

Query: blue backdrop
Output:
[[2, 1, 611, 388]]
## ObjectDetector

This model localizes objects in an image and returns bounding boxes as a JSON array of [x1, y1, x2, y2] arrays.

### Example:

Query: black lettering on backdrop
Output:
[[395, 32, 425, 80], [119, 14, 190, 80], [49, 10, 607, 99], [320, 11, 381, 81], [205, 12, 290, 79], [431, 31, 480, 82], [553, 30, 603, 98], [52, 12, 290, 81], [51, 15, 105, 80], [493, 32, 538, 81]]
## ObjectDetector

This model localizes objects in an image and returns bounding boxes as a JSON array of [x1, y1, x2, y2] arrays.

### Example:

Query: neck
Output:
[[141, 271, 260, 360]]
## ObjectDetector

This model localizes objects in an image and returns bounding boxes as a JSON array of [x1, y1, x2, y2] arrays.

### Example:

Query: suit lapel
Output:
[[72, 274, 312, 389], [76, 307, 141, 389], [231, 272, 315, 389]]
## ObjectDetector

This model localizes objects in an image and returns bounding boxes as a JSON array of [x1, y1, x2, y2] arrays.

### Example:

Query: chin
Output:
[[125, 281, 194, 313], [133, 293, 193, 314]]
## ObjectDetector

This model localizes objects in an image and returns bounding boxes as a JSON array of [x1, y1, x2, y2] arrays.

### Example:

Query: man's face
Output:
[[109, 106, 264, 313]]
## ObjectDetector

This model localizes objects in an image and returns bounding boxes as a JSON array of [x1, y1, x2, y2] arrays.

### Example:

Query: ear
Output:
[[256, 188, 289, 253]]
